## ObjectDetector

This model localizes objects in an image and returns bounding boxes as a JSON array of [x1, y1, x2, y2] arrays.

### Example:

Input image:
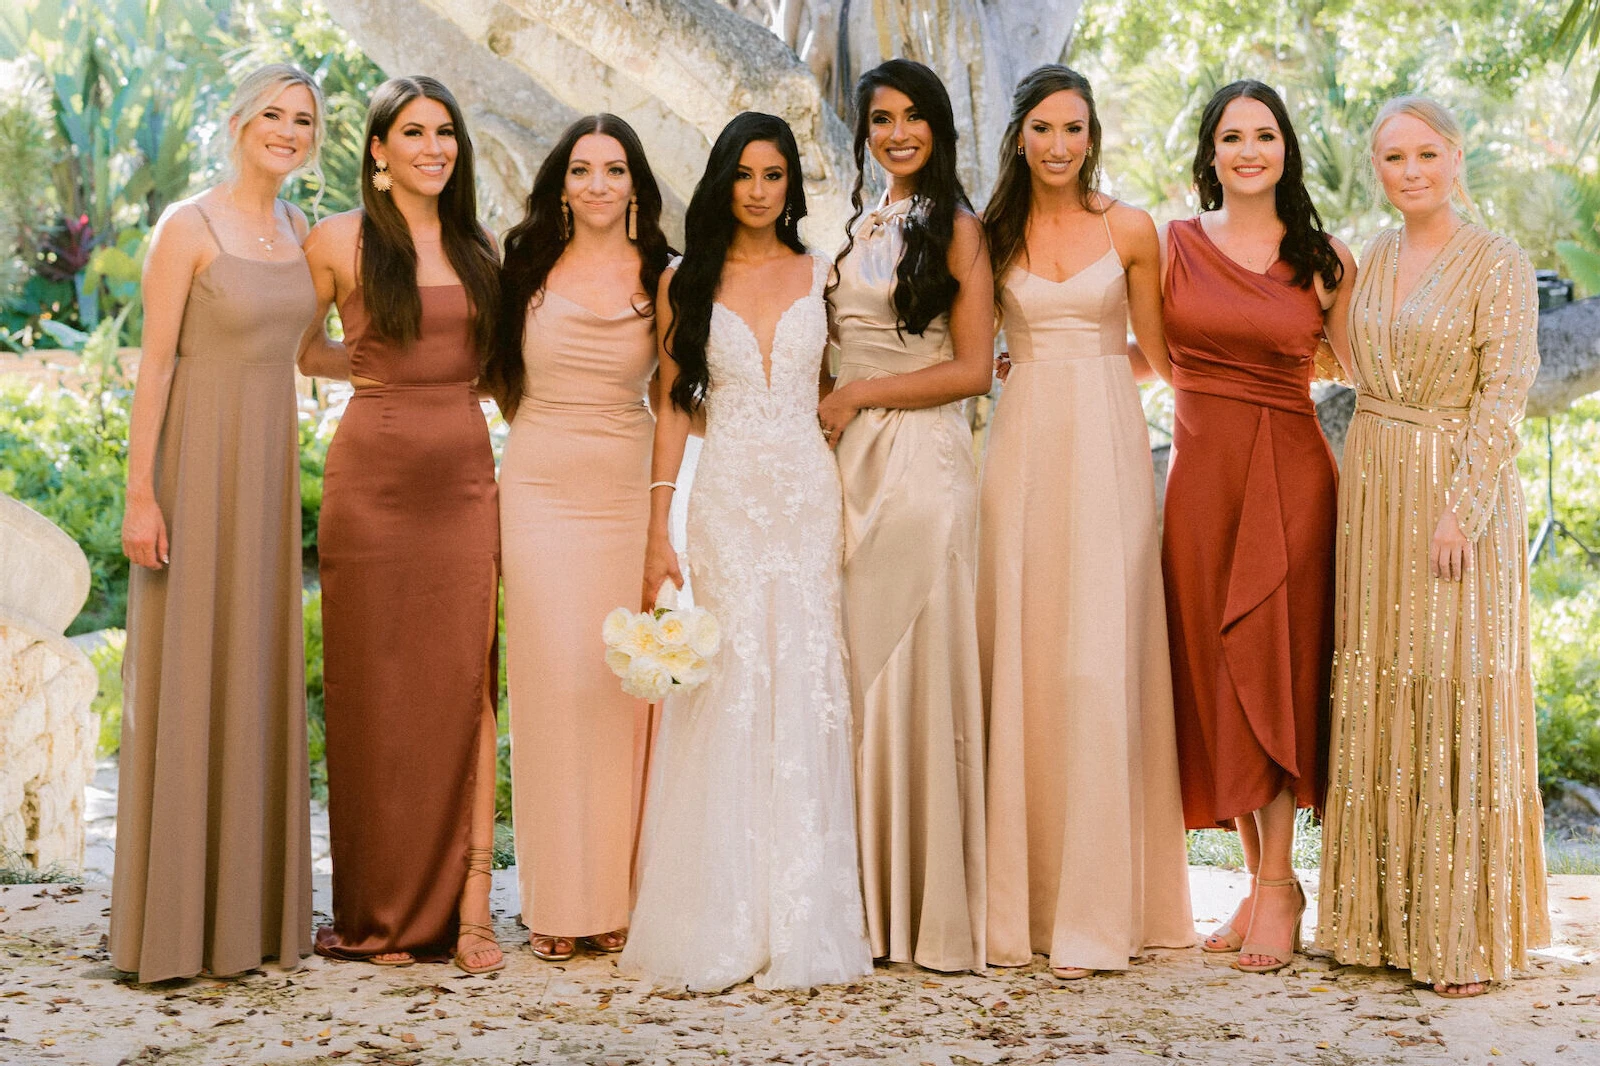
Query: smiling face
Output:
[[564, 132, 633, 233], [1212, 96, 1286, 199], [1372, 112, 1462, 219], [1021, 89, 1091, 192], [866, 86, 932, 188], [730, 139, 788, 232], [371, 96, 457, 197], [233, 83, 317, 178]]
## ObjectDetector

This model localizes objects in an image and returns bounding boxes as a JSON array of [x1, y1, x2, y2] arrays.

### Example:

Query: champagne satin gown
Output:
[[111, 202, 314, 982], [500, 290, 655, 939], [315, 281, 499, 962], [980, 214, 1194, 971], [831, 197, 986, 972], [1316, 225, 1549, 986], [1160, 217, 1336, 829]]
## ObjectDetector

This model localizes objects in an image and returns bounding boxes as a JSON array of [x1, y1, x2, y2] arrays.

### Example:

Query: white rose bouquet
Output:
[[602, 581, 720, 701]]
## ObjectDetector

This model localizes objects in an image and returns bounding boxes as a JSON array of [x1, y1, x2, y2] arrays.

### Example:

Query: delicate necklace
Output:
[[226, 185, 280, 254]]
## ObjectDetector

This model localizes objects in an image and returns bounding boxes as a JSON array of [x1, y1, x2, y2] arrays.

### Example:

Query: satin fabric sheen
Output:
[[980, 230, 1194, 971], [501, 290, 655, 938], [315, 282, 498, 961], [831, 198, 987, 972], [1160, 218, 1335, 830]]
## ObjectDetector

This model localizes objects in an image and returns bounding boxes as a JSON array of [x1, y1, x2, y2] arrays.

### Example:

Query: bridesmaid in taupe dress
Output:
[[114, 65, 322, 983], [298, 77, 503, 973], [488, 115, 672, 963]]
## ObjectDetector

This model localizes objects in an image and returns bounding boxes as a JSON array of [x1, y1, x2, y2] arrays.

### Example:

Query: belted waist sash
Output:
[[1353, 393, 1470, 431]]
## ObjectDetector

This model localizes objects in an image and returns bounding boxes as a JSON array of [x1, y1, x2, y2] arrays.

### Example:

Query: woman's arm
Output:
[[818, 211, 995, 442], [642, 269, 693, 608], [1318, 236, 1357, 380], [122, 204, 206, 571], [295, 215, 353, 381], [1120, 205, 1172, 385]]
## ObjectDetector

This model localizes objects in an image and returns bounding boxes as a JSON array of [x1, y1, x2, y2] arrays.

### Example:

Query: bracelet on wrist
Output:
[[649, 480, 677, 492]]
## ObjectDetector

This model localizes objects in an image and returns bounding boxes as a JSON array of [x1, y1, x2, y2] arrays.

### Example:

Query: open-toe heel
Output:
[[453, 846, 505, 974], [1235, 876, 1306, 974]]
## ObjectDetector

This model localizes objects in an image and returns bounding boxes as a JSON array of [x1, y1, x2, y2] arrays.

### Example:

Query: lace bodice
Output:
[[700, 253, 831, 444]]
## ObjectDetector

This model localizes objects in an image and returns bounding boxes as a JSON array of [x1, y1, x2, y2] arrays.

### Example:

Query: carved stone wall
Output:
[[0, 497, 97, 872]]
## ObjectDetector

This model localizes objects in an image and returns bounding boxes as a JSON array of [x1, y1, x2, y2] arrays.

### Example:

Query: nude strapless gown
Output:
[[830, 197, 986, 972], [979, 219, 1194, 971]]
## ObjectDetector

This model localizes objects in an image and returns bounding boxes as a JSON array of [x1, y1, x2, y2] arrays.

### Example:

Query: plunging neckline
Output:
[[715, 292, 818, 389], [1389, 224, 1468, 312]]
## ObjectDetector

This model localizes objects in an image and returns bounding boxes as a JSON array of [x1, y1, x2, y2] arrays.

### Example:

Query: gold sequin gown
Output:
[[1315, 224, 1550, 987]]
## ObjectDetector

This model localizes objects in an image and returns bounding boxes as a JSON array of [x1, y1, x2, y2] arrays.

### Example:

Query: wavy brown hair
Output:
[[1191, 80, 1342, 291], [358, 76, 499, 358], [983, 65, 1105, 300], [487, 114, 671, 419]]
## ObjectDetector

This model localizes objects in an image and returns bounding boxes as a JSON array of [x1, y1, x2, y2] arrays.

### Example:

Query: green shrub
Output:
[[90, 629, 126, 758], [1530, 561, 1600, 787]]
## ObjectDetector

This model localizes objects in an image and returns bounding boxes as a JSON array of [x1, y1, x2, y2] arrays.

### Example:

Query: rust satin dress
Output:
[[315, 284, 499, 961], [1160, 218, 1335, 830]]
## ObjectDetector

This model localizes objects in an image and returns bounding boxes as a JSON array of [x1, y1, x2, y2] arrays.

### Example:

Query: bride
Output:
[[621, 112, 873, 991]]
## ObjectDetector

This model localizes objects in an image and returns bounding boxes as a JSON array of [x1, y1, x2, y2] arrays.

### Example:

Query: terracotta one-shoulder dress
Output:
[[1161, 217, 1335, 829]]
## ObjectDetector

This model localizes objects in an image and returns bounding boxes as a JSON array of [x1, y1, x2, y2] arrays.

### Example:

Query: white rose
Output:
[[657, 644, 709, 685], [687, 608, 721, 658], [602, 606, 635, 647], [604, 647, 633, 678], [622, 654, 674, 701], [655, 610, 690, 648], [622, 613, 663, 658]]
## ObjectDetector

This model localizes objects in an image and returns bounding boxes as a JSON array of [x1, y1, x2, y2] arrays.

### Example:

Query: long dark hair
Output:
[[664, 112, 807, 413], [1192, 80, 1343, 291], [487, 114, 671, 419], [831, 58, 970, 336], [984, 65, 1105, 297], [358, 76, 499, 357]]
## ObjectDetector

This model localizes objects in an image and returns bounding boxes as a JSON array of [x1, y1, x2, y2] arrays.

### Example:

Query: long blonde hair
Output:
[[226, 64, 326, 188], [1369, 95, 1479, 219]]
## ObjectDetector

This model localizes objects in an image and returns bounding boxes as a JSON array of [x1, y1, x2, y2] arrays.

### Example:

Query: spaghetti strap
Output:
[[1100, 208, 1119, 262], [190, 202, 224, 252]]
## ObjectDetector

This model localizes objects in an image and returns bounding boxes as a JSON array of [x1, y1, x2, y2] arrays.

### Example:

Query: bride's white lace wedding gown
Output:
[[620, 252, 873, 991]]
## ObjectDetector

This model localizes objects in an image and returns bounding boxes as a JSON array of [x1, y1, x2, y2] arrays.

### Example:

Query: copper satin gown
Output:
[[831, 197, 987, 972], [315, 282, 499, 961], [1160, 217, 1335, 830], [1316, 225, 1548, 986], [111, 203, 314, 982], [980, 215, 1194, 971], [500, 291, 654, 939]]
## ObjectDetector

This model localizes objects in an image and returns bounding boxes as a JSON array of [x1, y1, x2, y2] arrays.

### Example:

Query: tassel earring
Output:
[[1016, 143, 1025, 156], [371, 159, 393, 193], [627, 194, 638, 241], [559, 196, 571, 240], [783, 203, 792, 227]]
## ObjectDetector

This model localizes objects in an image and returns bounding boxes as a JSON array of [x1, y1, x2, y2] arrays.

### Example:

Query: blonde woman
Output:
[[1315, 96, 1549, 997], [113, 64, 323, 982]]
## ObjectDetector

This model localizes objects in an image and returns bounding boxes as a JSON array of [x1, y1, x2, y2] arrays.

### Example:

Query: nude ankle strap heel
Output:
[[1235, 876, 1306, 974]]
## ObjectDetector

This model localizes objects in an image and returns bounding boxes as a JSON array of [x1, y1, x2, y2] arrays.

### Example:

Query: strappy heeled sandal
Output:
[[453, 846, 505, 974], [1203, 887, 1253, 952], [1234, 876, 1306, 974], [530, 934, 576, 962], [582, 929, 628, 954], [1431, 980, 1491, 998], [369, 952, 415, 967], [1050, 966, 1096, 980]]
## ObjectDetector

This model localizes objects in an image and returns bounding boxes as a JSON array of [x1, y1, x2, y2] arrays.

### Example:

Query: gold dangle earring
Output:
[[559, 195, 571, 240], [371, 159, 393, 192], [626, 194, 638, 242], [783, 202, 792, 228], [1017, 142, 1025, 156]]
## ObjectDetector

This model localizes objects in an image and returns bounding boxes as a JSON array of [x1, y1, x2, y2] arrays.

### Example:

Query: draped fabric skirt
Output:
[[315, 383, 498, 961]]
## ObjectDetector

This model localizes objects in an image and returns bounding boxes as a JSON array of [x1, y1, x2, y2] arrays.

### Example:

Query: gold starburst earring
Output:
[[371, 159, 393, 193]]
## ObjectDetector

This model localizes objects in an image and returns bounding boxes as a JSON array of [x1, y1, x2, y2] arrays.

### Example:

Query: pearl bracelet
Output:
[[649, 481, 677, 492]]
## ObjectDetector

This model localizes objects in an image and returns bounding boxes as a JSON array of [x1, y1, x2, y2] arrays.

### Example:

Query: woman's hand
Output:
[[817, 384, 862, 450], [994, 351, 1011, 384], [1430, 510, 1472, 581], [123, 494, 169, 570], [642, 531, 684, 611]]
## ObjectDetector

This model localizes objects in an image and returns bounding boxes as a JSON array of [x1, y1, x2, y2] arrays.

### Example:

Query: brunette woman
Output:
[[624, 111, 873, 991], [978, 65, 1194, 980], [1159, 80, 1354, 974], [113, 63, 322, 984], [298, 76, 503, 974], [487, 115, 671, 963], [822, 58, 994, 973], [1316, 96, 1548, 997]]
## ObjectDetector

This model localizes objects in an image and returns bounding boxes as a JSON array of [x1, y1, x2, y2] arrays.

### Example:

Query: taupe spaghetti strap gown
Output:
[[314, 282, 499, 962], [111, 201, 314, 983]]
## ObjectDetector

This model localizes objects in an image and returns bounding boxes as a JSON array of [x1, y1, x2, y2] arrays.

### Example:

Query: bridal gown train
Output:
[[621, 253, 874, 991]]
